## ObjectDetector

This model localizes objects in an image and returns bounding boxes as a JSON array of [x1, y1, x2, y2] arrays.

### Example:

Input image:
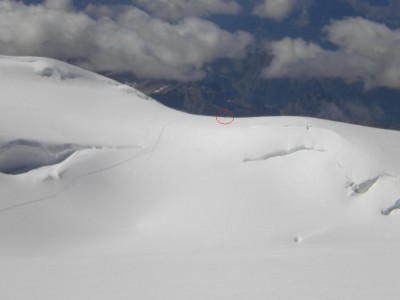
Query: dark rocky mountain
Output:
[[105, 47, 400, 130], [102, 0, 400, 130]]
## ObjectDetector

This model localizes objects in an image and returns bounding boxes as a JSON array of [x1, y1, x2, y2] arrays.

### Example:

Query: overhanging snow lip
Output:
[[0, 140, 88, 175]]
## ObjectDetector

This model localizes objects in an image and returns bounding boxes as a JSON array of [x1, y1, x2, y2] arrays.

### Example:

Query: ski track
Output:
[[0, 146, 154, 235], [0, 118, 177, 234]]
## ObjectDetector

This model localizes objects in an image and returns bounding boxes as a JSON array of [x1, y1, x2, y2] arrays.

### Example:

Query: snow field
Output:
[[1, 55, 400, 299]]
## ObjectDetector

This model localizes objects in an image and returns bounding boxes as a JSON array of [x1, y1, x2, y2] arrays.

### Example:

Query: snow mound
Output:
[[0, 55, 150, 101], [34, 63, 77, 80], [2, 55, 116, 84]]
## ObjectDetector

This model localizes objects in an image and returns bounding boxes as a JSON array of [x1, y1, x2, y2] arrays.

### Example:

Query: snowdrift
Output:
[[1, 55, 400, 299]]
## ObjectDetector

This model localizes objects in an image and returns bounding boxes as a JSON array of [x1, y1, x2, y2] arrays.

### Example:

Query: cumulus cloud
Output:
[[265, 37, 322, 77], [132, 0, 241, 21], [318, 101, 385, 125], [263, 17, 400, 89], [318, 102, 347, 122], [253, 0, 296, 21], [44, 0, 73, 11], [0, 0, 253, 81]]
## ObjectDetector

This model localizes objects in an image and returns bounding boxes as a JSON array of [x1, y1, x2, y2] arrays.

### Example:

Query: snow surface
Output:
[[1, 55, 400, 299]]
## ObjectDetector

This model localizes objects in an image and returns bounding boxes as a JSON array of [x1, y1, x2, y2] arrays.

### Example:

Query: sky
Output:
[[1, 0, 400, 89]]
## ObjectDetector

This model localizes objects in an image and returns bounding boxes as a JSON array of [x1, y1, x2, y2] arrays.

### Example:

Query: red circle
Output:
[[216, 109, 235, 125]]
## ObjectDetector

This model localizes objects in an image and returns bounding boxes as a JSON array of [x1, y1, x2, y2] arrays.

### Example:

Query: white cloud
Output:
[[318, 101, 385, 124], [0, 1, 253, 81], [133, 0, 241, 20], [44, 0, 73, 11], [253, 0, 296, 21], [263, 17, 400, 89], [265, 37, 322, 77]]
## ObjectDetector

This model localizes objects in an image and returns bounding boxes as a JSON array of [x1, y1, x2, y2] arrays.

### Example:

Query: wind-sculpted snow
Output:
[[243, 146, 326, 162], [0, 139, 143, 176], [3, 56, 117, 85], [0, 140, 86, 175], [382, 199, 400, 215], [348, 176, 381, 194], [241, 125, 340, 161], [241, 125, 386, 197], [0, 55, 151, 101], [35, 64, 77, 80], [0, 145, 146, 216], [1, 56, 400, 300]]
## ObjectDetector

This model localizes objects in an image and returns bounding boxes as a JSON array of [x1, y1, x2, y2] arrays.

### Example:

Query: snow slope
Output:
[[1, 55, 400, 299]]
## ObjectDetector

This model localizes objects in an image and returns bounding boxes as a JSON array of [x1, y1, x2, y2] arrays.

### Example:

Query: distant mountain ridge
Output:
[[101, 0, 400, 130]]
